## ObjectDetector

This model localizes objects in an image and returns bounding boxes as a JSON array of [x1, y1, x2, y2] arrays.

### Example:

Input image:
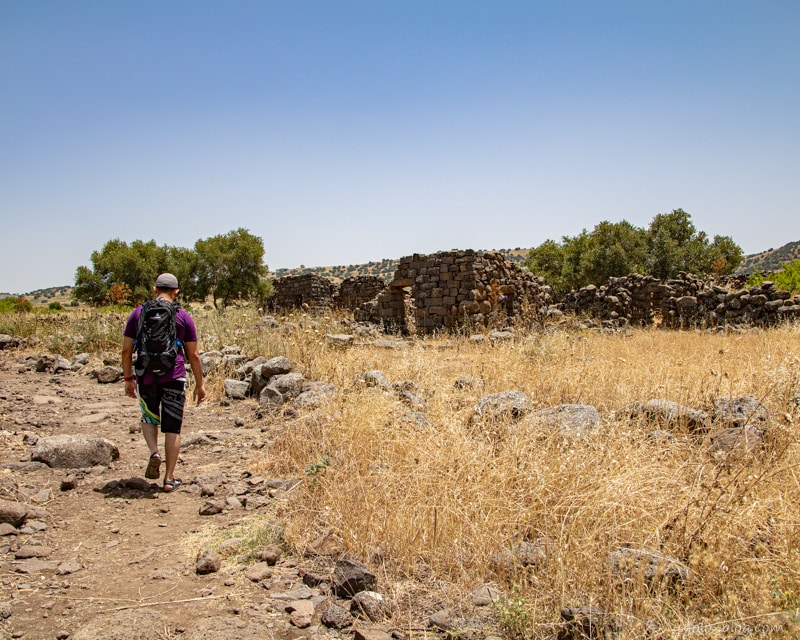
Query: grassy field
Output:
[[2, 307, 799, 637]]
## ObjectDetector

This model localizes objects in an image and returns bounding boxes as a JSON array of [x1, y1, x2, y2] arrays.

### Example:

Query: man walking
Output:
[[122, 273, 206, 492]]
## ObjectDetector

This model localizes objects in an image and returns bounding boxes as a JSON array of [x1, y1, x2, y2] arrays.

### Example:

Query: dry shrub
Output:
[[244, 322, 800, 636]]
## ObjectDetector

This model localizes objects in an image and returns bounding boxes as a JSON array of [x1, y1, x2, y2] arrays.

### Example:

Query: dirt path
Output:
[[0, 355, 325, 640]]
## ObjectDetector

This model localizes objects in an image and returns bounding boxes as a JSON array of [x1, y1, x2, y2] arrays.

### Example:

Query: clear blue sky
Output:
[[2, 1, 798, 293]]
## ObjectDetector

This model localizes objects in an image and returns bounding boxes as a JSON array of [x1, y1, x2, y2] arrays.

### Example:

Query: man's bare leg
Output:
[[163, 432, 181, 482], [142, 423, 159, 456]]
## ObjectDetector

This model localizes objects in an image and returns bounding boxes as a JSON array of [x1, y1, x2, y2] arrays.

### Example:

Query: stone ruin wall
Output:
[[560, 272, 800, 329], [271, 260, 799, 333], [356, 250, 552, 334], [336, 276, 387, 310], [270, 273, 386, 312]]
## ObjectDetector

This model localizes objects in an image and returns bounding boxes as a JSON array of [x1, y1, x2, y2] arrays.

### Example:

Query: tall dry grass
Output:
[[7, 306, 799, 636], [242, 319, 800, 637]]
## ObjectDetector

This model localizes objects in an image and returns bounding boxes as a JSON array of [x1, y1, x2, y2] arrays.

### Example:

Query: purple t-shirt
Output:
[[124, 303, 198, 385]]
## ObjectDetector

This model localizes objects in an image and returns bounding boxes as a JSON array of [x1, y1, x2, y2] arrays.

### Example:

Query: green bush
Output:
[[48, 301, 64, 311], [0, 296, 33, 313], [748, 260, 800, 294]]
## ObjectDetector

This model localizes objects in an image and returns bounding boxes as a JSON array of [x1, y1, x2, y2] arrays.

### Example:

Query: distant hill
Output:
[[271, 248, 530, 283], [0, 286, 75, 307], [737, 240, 800, 274]]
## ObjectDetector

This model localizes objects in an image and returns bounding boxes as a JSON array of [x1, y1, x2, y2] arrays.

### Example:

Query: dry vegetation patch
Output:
[[4, 307, 799, 637]]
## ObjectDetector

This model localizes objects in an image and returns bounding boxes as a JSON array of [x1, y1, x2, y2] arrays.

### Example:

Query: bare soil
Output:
[[0, 356, 325, 640]]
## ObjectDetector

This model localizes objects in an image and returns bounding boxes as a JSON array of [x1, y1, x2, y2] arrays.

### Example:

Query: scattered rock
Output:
[[96, 366, 123, 384], [527, 404, 601, 436], [321, 601, 354, 629], [472, 584, 503, 607], [199, 500, 225, 516], [260, 356, 292, 377], [621, 399, 709, 432], [32, 434, 119, 468], [713, 395, 770, 430], [473, 391, 531, 421], [56, 560, 83, 575], [324, 333, 355, 347], [351, 590, 387, 621], [333, 559, 377, 597], [559, 605, 619, 640], [255, 544, 283, 565], [286, 599, 315, 628], [223, 379, 250, 400], [15, 544, 53, 559], [244, 562, 272, 582], [608, 546, 689, 589], [0, 500, 28, 528], [195, 549, 222, 575]]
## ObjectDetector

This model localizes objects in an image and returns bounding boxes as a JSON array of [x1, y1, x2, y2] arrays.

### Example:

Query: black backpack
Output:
[[133, 298, 183, 377]]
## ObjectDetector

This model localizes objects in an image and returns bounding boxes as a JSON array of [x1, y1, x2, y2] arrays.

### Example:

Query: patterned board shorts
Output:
[[137, 380, 186, 434]]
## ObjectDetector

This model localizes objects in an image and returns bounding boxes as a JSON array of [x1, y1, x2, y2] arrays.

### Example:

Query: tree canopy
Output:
[[526, 209, 743, 293], [72, 228, 269, 307]]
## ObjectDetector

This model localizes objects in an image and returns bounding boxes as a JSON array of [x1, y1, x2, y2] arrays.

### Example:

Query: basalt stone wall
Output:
[[661, 276, 800, 329], [560, 272, 800, 329], [335, 276, 387, 310], [271, 274, 338, 311], [357, 250, 551, 335]]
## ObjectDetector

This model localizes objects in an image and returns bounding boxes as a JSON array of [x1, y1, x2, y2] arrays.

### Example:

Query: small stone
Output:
[[56, 560, 83, 576], [321, 601, 354, 629], [256, 544, 283, 565], [199, 500, 225, 516], [60, 475, 78, 491], [195, 549, 222, 575], [15, 544, 53, 559], [244, 562, 272, 582], [286, 599, 315, 628]]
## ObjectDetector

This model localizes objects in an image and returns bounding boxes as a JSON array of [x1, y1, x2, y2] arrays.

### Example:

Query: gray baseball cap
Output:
[[155, 273, 179, 289]]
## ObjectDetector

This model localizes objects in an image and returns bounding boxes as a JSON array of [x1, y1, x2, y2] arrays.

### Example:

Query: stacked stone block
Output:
[[271, 274, 338, 311], [359, 250, 548, 335], [560, 272, 800, 329], [335, 276, 387, 310]]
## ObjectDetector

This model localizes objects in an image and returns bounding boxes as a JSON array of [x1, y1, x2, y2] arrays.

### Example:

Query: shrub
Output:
[[0, 296, 33, 313], [48, 301, 64, 311], [748, 260, 800, 294]]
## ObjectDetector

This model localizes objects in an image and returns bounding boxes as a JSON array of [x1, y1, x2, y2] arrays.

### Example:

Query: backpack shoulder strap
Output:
[[134, 301, 152, 346]]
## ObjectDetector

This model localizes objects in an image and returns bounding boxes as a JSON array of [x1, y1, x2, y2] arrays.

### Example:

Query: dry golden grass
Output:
[[238, 317, 800, 638], [6, 306, 800, 637]]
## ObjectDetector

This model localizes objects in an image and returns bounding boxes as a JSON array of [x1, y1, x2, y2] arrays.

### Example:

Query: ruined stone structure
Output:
[[335, 276, 387, 310], [559, 272, 800, 329], [357, 250, 550, 334], [270, 274, 337, 311]]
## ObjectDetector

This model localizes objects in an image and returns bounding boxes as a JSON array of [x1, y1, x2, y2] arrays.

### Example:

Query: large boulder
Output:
[[32, 434, 119, 468], [473, 391, 531, 422], [527, 404, 601, 437], [0, 499, 28, 527], [620, 399, 708, 433], [259, 372, 305, 406], [713, 395, 770, 431]]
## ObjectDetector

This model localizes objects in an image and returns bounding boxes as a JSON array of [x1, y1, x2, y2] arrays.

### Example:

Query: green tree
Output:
[[73, 239, 170, 305], [72, 266, 107, 306], [526, 209, 743, 292], [194, 228, 268, 307]]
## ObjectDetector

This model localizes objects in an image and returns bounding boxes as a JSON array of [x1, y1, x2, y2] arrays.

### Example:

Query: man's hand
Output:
[[193, 384, 207, 405], [124, 379, 137, 399]]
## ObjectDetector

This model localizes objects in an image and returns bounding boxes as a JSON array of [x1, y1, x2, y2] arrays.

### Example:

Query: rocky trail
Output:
[[0, 354, 406, 640]]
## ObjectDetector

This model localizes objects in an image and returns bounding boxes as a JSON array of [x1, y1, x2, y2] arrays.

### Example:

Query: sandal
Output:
[[162, 478, 182, 493], [144, 452, 161, 479]]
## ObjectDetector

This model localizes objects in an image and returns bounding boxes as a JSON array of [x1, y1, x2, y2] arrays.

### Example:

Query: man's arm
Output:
[[122, 336, 137, 399], [183, 341, 206, 405]]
